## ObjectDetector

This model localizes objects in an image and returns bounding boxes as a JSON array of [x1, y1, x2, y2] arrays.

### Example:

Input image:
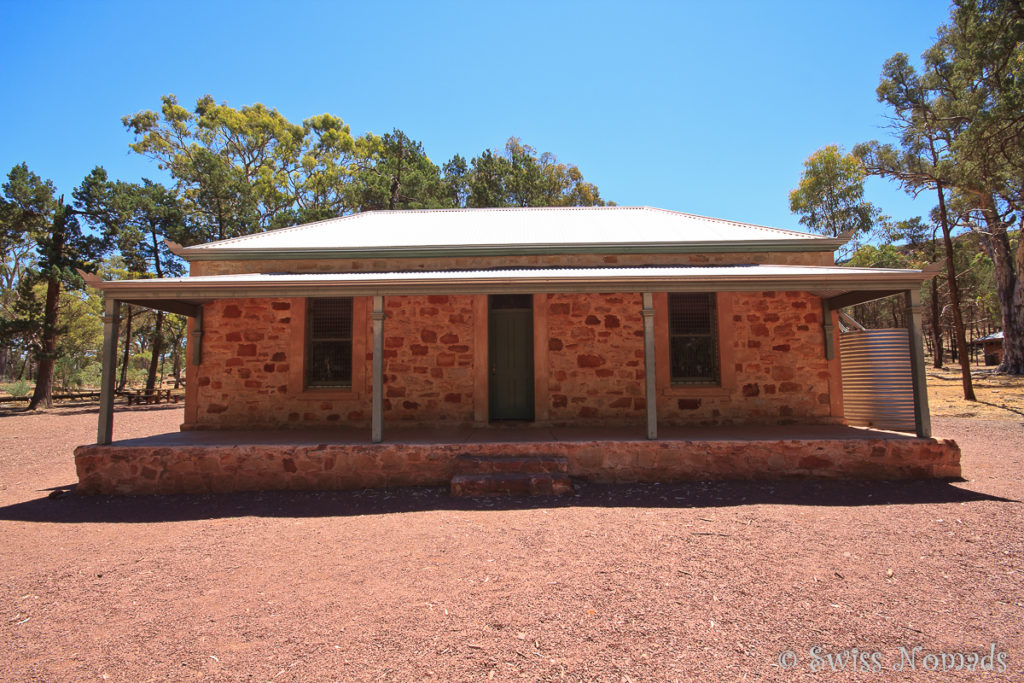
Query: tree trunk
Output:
[[930, 277, 943, 368], [27, 276, 61, 410], [145, 310, 164, 393], [936, 184, 975, 400], [119, 305, 133, 391]]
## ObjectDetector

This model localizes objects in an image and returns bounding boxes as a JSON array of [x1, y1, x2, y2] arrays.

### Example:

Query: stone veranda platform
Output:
[[73, 425, 962, 496]]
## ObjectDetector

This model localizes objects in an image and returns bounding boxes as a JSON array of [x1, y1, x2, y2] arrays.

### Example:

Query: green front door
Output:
[[489, 296, 534, 420]]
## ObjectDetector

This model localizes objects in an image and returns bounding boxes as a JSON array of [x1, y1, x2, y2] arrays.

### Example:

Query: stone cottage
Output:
[[76, 207, 960, 494]]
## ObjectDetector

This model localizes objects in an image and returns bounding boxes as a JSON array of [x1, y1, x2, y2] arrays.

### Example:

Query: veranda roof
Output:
[[86, 264, 937, 316], [173, 207, 848, 259]]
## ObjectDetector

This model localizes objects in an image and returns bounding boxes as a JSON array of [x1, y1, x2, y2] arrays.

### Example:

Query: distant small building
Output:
[[973, 330, 1004, 366]]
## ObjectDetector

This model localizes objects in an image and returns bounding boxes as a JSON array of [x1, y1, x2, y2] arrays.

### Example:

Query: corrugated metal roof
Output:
[[182, 206, 829, 253], [144, 264, 910, 284]]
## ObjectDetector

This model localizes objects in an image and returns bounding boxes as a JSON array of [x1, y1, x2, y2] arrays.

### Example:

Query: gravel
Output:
[[0, 405, 1021, 681]]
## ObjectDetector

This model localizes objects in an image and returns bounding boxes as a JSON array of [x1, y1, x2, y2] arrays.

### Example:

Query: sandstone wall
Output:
[[657, 291, 838, 427], [545, 293, 646, 424], [188, 291, 839, 430], [74, 435, 962, 495], [381, 295, 476, 423]]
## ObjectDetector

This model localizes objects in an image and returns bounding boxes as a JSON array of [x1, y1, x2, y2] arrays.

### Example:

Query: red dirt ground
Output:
[[0, 405, 1021, 681]]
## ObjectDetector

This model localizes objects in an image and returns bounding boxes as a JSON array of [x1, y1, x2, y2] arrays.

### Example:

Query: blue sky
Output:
[[1, 0, 950, 231]]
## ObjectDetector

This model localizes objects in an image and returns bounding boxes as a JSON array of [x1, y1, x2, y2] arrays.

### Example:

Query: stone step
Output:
[[454, 454, 569, 476], [450, 472, 574, 497]]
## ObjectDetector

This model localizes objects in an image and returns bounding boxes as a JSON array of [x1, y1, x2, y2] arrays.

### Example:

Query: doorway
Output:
[[488, 294, 534, 420]]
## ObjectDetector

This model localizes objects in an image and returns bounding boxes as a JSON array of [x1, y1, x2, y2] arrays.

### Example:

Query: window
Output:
[[668, 293, 719, 384], [306, 298, 353, 388]]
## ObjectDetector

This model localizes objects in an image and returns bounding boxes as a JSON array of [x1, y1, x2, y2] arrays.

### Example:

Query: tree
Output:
[[855, 52, 977, 399], [922, 0, 1024, 374], [788, 145, 877, 254], [355, 129, 450, 211], [75, 169, 186, 393], [464, 138, 610, 208], [1, 164, 105, 408], [123, 94, 374, 243]]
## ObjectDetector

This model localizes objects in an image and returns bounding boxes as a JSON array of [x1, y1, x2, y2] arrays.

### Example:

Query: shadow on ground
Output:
[[0, 478, 1016, 524]]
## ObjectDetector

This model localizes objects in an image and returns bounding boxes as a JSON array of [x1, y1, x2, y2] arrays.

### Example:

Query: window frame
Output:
[[667, 292, 720, 385], [287, 296, 367, 399], [654, 291, 735, 398], [305, 297, 355, 389]]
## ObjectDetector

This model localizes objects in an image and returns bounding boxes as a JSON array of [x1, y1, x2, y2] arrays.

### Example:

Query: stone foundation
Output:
[[74, 434, 961, 495]]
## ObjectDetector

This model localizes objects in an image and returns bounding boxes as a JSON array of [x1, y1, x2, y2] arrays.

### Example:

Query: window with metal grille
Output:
[[668, 293, 719, 384], [306, 298, 353, 388]]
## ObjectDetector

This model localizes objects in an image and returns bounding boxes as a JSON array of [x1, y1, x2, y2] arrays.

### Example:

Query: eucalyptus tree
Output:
[[788, 145, 877, 260], [123, 95, 373, 243]]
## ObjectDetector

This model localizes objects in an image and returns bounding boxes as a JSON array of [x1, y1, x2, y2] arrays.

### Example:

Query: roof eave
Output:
[[90, 271, 933, 302]]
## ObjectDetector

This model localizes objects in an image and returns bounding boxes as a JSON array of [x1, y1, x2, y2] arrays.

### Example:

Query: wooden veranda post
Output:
[[371, 295, 385, 443], [904, 289, 932, 438], [98, 296, 120, 445], [641, 292, 657, 440]]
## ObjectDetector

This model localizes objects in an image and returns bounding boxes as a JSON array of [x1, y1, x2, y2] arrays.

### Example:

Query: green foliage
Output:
[[356, 129, 451, 211], [788, 145, 877, 243], [4, 380, 31, 397], [465, 138, 609, 208], [123, 94, 372, 240]]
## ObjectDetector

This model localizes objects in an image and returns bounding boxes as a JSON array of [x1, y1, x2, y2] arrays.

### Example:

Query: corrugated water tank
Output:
[[839, 329, 915, 432]]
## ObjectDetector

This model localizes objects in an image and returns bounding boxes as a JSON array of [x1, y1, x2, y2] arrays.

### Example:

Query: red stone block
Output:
[[609, 397, 632, 408], [550, 303, 570, 314], [779, 382, 802, 393], [410, 344, 429, 356], [207, 403, 228, 413], [237, 344, 257, 356], [264, 364, 275, 372], [271, 302, 291, 310], [226, 331, 242, 342], [237, 368, 251, 379], [271, 352, 286, 361], [578, 406, 598, 418], [420, 330, 437, 343], [678, 398, 701, 410], [197, 376, 211, 386], [772, 344, 790, 352], [742, 383, 760, 397], [549, 337, 563, 351], [751, 324, 769, 337], [225, 358, 243, 367], [577, 354, 605, 368], [223, 305, 242, 318], [595, 368, 614, 377], [386, 385, 406, 397], [436, 353, 456, 367], [440, 333, 459, 344], [444, 393, 462, 403], [604, 314, 621, 328], [585, 315, 600, 325], [428, 295, 449, 304], [385, 336, 405, 348]]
